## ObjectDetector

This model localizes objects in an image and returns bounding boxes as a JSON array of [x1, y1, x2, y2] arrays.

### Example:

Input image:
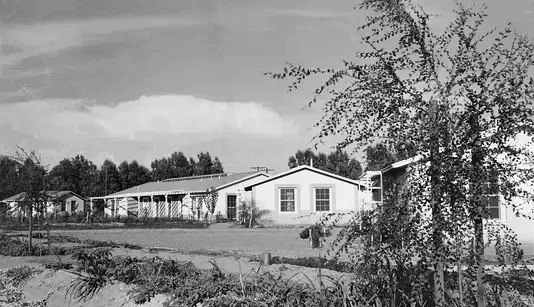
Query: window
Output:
[[280, 188, 296, 212], [60, 201, 66, 212], [315, 188, 331, 211], [483, 195, 500, 219], [70, 201, 77, 212]]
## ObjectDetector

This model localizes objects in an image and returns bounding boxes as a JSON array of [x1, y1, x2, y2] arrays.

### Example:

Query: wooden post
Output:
[[166, 194, 170, 218], [137, 197, 141, 218], [150, 195, 154, 218]]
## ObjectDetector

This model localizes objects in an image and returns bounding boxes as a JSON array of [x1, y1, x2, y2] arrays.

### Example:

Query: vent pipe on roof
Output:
[[310, 158, 314, 168]]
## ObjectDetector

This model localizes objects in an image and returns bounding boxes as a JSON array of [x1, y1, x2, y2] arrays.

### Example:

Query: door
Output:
[[227, 195, 237, 220]]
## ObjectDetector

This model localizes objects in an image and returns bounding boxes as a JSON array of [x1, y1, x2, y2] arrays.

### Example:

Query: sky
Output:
[[0, 0, 533, 174]]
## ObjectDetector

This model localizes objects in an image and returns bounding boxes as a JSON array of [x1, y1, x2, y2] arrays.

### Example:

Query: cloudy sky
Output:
[[1, 0, 533, 173]]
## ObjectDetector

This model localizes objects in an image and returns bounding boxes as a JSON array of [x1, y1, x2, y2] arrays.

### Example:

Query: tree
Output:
[[10, 148, 49, 253], [48, 158, 77, 192], [118, 160, 151, 190], [195, 152, 213, 176], [150, 151, 224, 180], [211, 157, 224, 174], [99, 160, 120, 195], [48, 155, 100, 197], [150, 156, 172, 181], [288, 149, 316, 168], [288, 149, 363, 179], [0, 156, 20, 201], [268, 0, 534, 305], [118, 161, 130, 191], [365, 143, 396, 171], [169, 151, 192, 178]]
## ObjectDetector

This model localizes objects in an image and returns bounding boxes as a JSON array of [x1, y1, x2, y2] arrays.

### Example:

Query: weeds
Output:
[[5, 266, 39, 287]]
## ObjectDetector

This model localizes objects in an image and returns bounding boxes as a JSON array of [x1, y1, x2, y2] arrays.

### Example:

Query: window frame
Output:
[[314, 187, 332, 212], [483, 194, 500, 220], [278, 187, 297, 214]]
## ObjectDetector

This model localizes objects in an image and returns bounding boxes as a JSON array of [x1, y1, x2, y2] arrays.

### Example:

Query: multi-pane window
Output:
[[315, 188, 330, 212], [71, 201, 77, 212], [280, 188, 296, 212], [482, 195, 500, 219]]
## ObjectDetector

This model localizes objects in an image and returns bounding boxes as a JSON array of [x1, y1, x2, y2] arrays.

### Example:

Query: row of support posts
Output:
[[90, 193, 188, 218]]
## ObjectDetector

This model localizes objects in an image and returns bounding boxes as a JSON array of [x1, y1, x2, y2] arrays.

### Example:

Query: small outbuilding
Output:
[[1, 190, 88, 217]]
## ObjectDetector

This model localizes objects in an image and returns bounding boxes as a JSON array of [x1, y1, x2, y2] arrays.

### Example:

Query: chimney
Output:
[[310, 158, 314, 168]]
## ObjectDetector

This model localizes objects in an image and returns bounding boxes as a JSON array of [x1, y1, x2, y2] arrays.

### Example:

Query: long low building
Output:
[[90, 172, 269, 220]]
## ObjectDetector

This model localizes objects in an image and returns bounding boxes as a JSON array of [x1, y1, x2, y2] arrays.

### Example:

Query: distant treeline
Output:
[[0, 151, 223, 199]]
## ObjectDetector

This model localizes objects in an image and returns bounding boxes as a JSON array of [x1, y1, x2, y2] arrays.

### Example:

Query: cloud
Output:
[[261, 8, 355, 19], [0, 15, 206, 74], [0, 95, 300, 143]]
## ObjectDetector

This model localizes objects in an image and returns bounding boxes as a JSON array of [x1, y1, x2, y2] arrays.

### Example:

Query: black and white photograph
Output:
[[1, 0, 534, 306]]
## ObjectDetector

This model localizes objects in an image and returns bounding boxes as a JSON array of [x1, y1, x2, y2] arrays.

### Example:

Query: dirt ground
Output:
[[0, 224, 351, 307], [50, 223, 349, 259]]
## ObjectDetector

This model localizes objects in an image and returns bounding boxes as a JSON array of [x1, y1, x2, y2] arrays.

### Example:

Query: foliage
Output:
[[48, 154, 100, 197], [365, 143, 397, 171], [237, 199, 269, 228], [99, 159, 121, 195], [0, 267, 47, 307], [5, 266, 38, 287], [268, 0, 534, 305], [118, 160, 151, 191], [67, 249, 113, 303], [60, 243, 534, 307], [151, 151, 224, 181], [0, 156, 20, 203], [288, 148, 363, 179], [200, 187, 219, 216], [299, 224, 332, 248]]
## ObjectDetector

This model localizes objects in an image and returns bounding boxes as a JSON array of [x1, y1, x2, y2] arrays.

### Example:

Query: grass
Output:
[[0, 233, 143, 257], [0, 218, 208, 231]]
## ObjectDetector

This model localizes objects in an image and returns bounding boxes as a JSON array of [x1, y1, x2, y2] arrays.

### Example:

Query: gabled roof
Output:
[[95, 172, 269, 199], [244, 165, 364, 191], [1, 191, 87, 203], [381, 155, 423, 174]]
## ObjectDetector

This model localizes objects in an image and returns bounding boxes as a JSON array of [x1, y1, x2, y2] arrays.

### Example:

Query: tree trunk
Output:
[[475, 217, 485, 307], [469, 104, 485, 307], [28, 203, 33, 253], [429, 100, 445, 306]]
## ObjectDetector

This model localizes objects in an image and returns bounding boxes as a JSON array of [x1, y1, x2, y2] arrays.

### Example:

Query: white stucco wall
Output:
[[251, 169, 361, 225], [215, 174, 269, 220]]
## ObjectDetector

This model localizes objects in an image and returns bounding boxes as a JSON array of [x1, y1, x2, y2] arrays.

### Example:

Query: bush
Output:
[[5, 266, 38, 287], [299, 224, 332, 248]]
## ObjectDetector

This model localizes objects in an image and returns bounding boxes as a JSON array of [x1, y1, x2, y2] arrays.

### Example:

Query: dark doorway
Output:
[[227, 195, 237, 220]]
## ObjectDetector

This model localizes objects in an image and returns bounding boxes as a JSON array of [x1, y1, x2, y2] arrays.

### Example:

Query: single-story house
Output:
[[1, 190, 88, 217], [244, 165, 367, 225], [90, 171, 269, 220], [360, 154, 534, 246]]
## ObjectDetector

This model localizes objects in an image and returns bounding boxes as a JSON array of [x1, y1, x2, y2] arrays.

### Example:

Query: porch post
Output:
[[137, 196, 141, 218], [165, 194, 170, 218], [114, 198, 118, 217], [150, 194, 154, 218]]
